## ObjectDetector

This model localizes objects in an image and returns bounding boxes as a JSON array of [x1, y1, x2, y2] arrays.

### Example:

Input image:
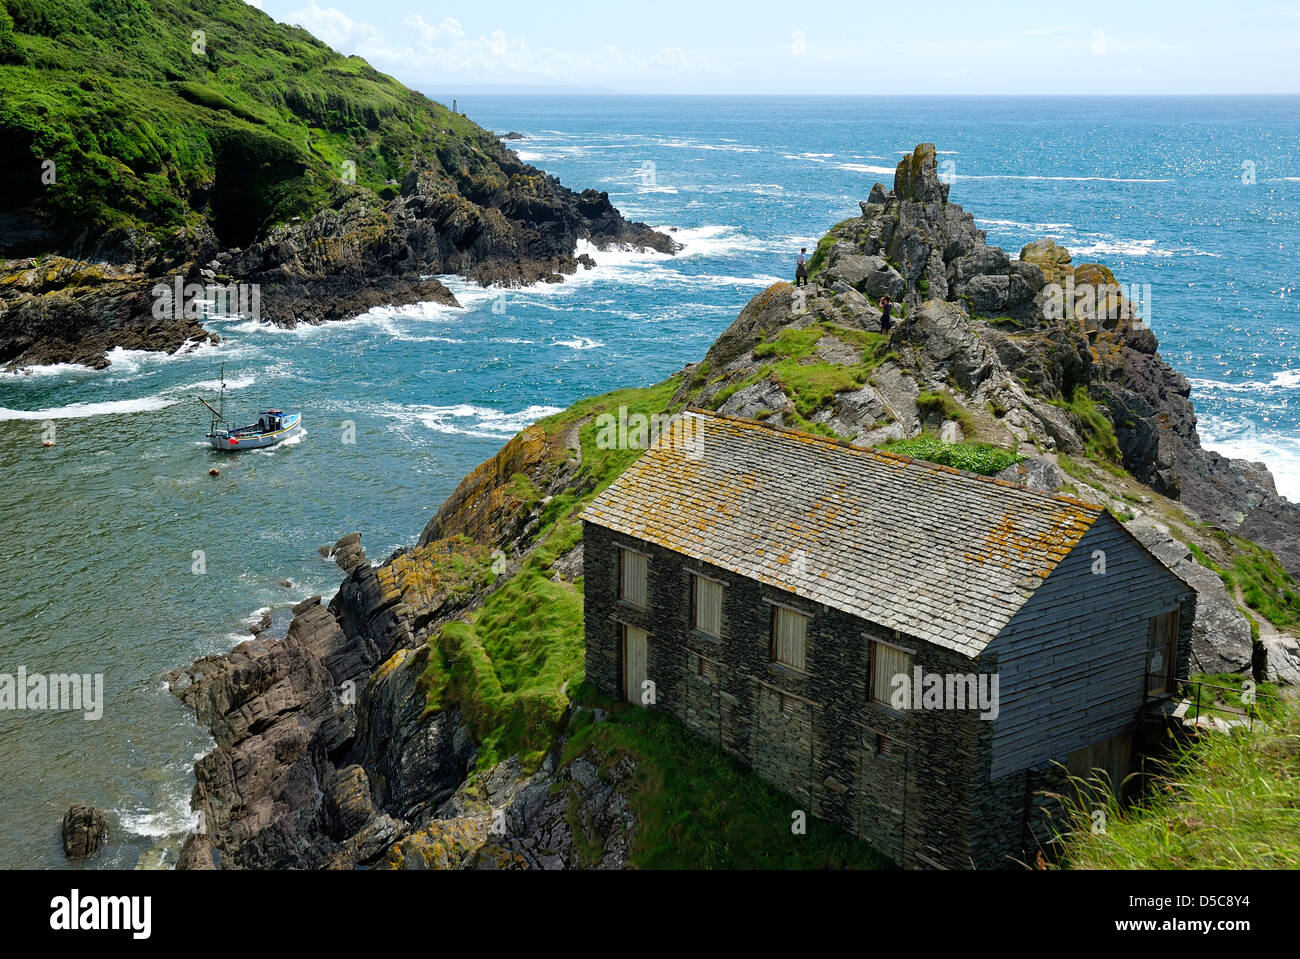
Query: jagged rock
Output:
[[1020, 239, 1072, 285], [995, 457, 1064, 493], [324, 765, 380, 839], [61, 803, 108, 860], [329, 532, 367, 574], [894, 143, 948, 203], [824, 252, 904, 300], [866, 182, 890, 205], [717, 378, 794, 422]]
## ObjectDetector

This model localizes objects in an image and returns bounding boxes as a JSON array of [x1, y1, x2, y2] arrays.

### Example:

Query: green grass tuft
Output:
[[882, 433, 1024, 476]]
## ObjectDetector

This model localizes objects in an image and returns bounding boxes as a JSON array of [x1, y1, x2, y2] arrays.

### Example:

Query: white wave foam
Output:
[[1190, 370, 1300, 393], [377, 402, 563, 439], [186, 375, 254, 392], [671, 225, 769, 258], [1199, 426, 1300, 503], [0, 361, 97, 379], [955, 174, 1172, 183], [1067, 238, 1178, 257], [118, 803, 200, 839], [0, 395, 179, 421], [979, 218, 1074, 231], [836, 163, 897, 175], [554, 336, 603, 350]]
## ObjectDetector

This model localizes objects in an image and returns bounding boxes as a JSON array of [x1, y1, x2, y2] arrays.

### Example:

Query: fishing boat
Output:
[[197, 366, 303, 451]]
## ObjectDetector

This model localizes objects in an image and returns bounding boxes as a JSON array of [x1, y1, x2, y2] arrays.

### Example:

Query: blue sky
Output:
[[248, 0, 1300, 94]]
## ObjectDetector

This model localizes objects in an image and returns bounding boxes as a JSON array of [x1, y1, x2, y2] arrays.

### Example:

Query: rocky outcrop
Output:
[[168, 532, 496, 869], [379, 734, 636, 870], [61, 802, 108, 860], [2, 157, 674, 370]]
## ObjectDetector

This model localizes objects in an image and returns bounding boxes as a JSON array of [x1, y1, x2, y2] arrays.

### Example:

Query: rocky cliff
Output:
[[168, 144, 1300, 870]]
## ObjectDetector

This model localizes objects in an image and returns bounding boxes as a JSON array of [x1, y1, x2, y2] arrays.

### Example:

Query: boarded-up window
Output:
[[1147, 609, 1179, 696], [871, 641, 911, 705], [620, 548, 647, 607], [692, 574, 722, 637], [771, 606, 807, 671], [623, 624, 648, 705]]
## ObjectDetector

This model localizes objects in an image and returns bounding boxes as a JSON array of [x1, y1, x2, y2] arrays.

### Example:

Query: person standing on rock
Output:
[[795, 248, 808, 287], [879, 295, 893, 333]]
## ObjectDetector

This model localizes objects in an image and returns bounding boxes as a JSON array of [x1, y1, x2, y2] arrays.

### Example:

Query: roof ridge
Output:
[[683, 406, 1103, 513]]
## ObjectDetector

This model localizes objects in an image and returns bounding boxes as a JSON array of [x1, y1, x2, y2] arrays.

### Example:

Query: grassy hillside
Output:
[[0, 0, 514, 247], [1056, 701, 1300, 869]]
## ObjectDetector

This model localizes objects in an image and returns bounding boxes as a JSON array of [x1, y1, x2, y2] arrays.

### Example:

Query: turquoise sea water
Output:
[[0, 96, 1296, 869]]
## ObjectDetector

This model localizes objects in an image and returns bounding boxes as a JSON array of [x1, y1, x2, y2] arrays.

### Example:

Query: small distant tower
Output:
[[452, 98, 457, 114]]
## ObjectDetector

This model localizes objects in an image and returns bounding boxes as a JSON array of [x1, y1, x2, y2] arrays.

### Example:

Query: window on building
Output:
[[1147, 609, 1179, 697], [692, 574, 722, 638], [619, 548, 647, 607], [871, 640, 912, 705], [771, 605, 807, 671]]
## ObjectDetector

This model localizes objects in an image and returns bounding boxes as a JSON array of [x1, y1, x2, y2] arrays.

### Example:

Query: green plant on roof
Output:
[[882, 433, 1024, 476]]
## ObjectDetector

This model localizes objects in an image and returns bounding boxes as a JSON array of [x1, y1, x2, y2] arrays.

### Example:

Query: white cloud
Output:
[[283, 2, 716, 89]]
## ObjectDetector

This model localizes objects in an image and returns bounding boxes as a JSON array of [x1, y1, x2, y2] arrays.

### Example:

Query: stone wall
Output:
[[584, 521, 994, 868]]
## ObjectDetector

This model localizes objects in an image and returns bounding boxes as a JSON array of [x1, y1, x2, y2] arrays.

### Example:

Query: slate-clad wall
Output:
[[583, 520, 991, 868], [982, 511, 1196, 778]]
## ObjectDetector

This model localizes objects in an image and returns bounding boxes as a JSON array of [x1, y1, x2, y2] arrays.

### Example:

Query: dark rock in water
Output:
[[277, 578, 293, 588], [577, 253, 596, 270], [329, 532, 367, 574], [249, 609, 272, 636], [501, 131, 526, 140], [62, 803, 108, 860]]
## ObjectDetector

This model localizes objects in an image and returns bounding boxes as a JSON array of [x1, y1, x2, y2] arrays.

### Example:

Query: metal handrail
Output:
[[1150, 673, 1281, 729]]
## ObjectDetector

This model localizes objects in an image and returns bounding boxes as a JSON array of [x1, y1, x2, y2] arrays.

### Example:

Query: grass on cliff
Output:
[[1188, 531, 1300, 633], [1050, 386, 1122, 464], [0, 0, 527, 245], [421, 377, 684, 772], [739, 323, 896, 435], [562, 683, 889, 869], [882, 433, 1024, 477], [805, 218, 858, 280], [1054, 702, 1300, 869]]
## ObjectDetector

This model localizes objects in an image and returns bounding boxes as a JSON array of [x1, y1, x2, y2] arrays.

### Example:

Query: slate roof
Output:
[[580, 408, 1107, 657]]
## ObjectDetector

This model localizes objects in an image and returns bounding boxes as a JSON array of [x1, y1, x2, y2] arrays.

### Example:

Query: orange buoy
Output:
[[209, 468, 220, 477]]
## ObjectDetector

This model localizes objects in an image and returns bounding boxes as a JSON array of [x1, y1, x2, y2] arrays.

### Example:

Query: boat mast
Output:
[[218, 362, 225, 420]]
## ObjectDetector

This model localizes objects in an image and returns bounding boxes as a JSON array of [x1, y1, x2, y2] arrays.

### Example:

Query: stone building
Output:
[[581, 409, 1196, 868]]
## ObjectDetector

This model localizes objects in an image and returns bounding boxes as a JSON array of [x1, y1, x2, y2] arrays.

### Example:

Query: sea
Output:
[[0, 95, 1296, 869]]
